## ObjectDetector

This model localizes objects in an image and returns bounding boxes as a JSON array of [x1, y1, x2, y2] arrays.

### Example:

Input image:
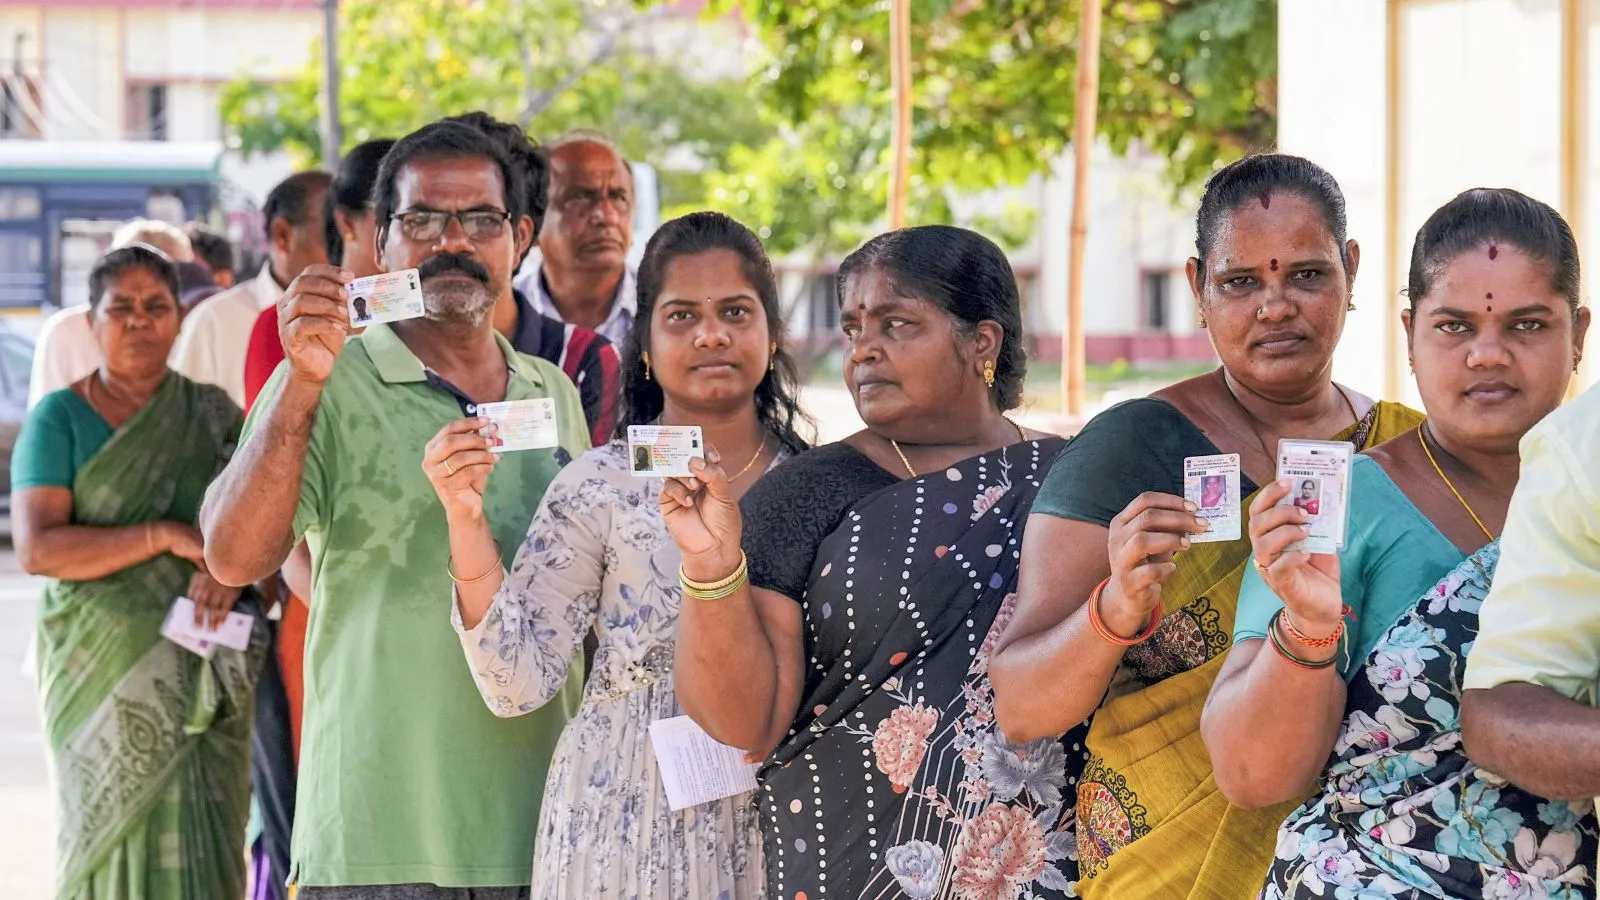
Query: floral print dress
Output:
[[452, 441, 776, 899], [741, 438, 1086, 900], [1264, 544, 1598, 899]]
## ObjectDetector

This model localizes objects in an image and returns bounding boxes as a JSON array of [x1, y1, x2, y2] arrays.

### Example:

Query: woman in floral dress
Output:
[[662, 226, 1084, 899], [1207, 189, 1598, 897], [425, 212, 810, 898]]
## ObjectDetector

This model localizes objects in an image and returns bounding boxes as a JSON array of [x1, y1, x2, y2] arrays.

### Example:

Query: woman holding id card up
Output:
[[423, 212, 808, 898], [989, 154, 1424, 898], [1207, 191, 1598, 898]]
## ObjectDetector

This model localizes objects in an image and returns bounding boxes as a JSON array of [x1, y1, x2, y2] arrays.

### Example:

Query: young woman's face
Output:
[[646, 249, 772, 416], [1405, 243, 1588, 454]]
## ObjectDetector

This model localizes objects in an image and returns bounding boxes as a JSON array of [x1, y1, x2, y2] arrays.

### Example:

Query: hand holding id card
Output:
[[476, 399, 560, 453], [348, 268, 425, 326], [1184, 453, 1242, 542], [628, 425, 704, 478], [1275, 439, 1354, 554]]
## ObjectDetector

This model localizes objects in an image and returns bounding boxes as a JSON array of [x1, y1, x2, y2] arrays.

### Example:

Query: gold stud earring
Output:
[[1575, 356, 1583, 374], [1256, 308, 1267, 321], [642, 351, 651, 382], [769, 341, 777, 372], [983, 360, 996, 388], [344, 231, 356, 242]]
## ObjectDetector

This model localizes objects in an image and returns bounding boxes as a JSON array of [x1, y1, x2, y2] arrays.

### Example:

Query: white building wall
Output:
[[1281, 0, 1599, 400]]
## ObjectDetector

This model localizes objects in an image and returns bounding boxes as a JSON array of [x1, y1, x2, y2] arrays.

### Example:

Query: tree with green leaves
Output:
[[686, 0, 1274, 255], [220, 0, 772, 210]]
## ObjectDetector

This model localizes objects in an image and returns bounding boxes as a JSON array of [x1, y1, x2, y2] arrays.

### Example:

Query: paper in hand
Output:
[[161, 597, 255, 659], [648, 716, 759, 811], [348, 268, 425, 326]]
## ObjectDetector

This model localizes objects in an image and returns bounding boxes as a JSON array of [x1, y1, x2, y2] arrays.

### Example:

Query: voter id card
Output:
[[627, 425, 704, 478], [1275, 439, 1354, 554], [476, 398, 560, 453], [348, 268, 424, 326], [1183, 453, 1241, 543]]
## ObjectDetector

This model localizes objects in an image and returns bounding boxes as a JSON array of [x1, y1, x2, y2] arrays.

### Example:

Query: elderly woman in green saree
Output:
[[12, 244, 265, 900]]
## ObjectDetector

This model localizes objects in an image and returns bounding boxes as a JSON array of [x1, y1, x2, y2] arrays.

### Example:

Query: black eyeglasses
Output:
[[390, 208, 511, 243]]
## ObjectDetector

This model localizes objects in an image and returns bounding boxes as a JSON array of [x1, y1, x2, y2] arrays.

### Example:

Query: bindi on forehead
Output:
[[1259, 192, 1271, 210], [1489, 244, 1499, 261], [1270, 259, 1279, 272], [1486, 292, 1493, 300]]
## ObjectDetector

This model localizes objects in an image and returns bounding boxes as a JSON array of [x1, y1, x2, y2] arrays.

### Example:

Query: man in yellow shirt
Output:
[[1462, 383, 1600, 873]]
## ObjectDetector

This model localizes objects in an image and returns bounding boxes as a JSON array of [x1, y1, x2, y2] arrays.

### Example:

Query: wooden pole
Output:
[[320, 0, 342, 171], [1383, 0, 1403, 402], [888, 0, 912, 229], [1561, 0, 1589, 395], [1064, 0, 1102, 416]]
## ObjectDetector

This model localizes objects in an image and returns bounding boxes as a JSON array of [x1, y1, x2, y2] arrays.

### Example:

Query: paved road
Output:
[[0, 548, 53, 899]]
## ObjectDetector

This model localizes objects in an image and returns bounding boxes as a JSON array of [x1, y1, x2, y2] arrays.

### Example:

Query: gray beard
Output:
[[423, 281, 495, 328]]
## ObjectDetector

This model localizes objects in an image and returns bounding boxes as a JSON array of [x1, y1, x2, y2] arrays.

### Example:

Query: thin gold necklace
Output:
[[729, 435, 769, 482], [1417, 426, 1495, 542], [891, 418, 1028, 478]]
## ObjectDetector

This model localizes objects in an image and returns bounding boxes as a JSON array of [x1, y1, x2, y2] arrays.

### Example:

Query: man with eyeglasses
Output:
[[198, 120, 587, 900], [514, 130, 637, 347], [450, 112, 618, 447]]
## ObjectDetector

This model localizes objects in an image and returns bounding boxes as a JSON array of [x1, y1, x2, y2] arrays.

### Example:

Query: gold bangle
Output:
[[680, 552, 748, 592], [448, 542, 503, 585], [681, 554, 749, 601]]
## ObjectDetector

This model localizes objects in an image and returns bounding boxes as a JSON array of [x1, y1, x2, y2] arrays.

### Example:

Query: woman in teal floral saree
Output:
[[12, 246, 265, 900]]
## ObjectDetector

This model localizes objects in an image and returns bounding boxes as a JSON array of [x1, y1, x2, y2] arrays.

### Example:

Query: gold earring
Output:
[[1347, 300, 1357, 311], [642, 351, 651, 382], [769, 342, 777, 372], [1197, 313, 1208, 329], [1575, 356, 1583, 373], [983, 360, 996, 388], [343, 231, 356, 242], [1256, 308, 1267, 321]]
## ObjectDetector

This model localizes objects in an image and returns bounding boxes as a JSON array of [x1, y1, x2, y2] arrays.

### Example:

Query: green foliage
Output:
[[682, 0, 1274, 254], [219, 0, 772, 211]]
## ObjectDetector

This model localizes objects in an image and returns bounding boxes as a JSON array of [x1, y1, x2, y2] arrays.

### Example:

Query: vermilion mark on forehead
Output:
[[1259, 193, 1271, 210], [1486, 292, 1493, 300], [1489, 244, 1499, 261]]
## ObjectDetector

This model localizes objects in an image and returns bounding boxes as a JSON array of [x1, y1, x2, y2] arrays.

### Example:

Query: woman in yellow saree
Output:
[[989, 154, 1424, 898]]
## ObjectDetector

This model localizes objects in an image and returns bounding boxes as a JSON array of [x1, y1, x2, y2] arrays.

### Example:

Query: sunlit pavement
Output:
[[0, 548, 53, 899]]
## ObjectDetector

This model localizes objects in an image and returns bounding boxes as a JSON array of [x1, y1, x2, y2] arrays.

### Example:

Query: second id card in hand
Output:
[[1183, 453, 1241, 542], [1275, 439, 1354, 554], [627, 425, 704, 478], [476, 398, 560, 453], [348, 268, 425, 326]]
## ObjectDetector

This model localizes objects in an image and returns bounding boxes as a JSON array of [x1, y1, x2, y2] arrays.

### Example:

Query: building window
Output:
[[1142, 270, 1170, 331], [126, 84, 168, 141], [808, 272, 840, 335]]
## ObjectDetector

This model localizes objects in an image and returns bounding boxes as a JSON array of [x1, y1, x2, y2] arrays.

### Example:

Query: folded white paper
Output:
[[161, 597, 254, 658], [648, 715, 759, 811]]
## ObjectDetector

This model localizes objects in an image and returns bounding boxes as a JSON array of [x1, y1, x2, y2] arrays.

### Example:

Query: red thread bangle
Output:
[[1280, 605, 1351, 649], [1269, 610, 1338, 669], [1087, 577, 1161, 646]]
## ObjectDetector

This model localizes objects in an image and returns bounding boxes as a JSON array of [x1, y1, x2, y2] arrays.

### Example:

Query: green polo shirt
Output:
[[246, 323, 588, 888]]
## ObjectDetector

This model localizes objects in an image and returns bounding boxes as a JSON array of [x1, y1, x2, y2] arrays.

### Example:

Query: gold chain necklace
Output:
[[729, 435, 769, 482], [1417, 426, 1495, 542], [890, 418, 1028, 478]]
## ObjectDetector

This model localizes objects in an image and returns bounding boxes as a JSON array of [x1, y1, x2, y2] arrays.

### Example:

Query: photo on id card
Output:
[[627, 425, 703, 478], [1275, 438, 1353, 554], [1183, 453, 1241, 542]]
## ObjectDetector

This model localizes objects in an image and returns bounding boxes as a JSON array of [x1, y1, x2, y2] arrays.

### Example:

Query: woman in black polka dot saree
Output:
[[660, 226, 1085, 899]]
